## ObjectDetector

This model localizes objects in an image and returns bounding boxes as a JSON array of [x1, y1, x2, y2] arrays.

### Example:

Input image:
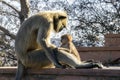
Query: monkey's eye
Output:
[[59, 16, 66, 19]]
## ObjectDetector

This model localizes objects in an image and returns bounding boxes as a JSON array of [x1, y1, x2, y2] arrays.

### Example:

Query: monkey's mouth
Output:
[[59, 26, 65, 32]]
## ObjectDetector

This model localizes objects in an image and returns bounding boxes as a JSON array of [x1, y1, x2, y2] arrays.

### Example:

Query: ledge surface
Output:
[[0, 67, 120, 80]]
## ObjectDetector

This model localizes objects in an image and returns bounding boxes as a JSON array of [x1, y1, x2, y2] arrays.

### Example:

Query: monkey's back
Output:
[[15, 15, 44, 55]]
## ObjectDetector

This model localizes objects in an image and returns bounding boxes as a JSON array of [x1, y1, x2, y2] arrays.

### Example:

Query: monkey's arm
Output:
[[37, 27, 62, 68], [58, 47, 70, 52]]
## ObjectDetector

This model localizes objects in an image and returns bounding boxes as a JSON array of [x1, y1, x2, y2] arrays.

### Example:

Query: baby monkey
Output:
[[59, 34, 81, 68], [60, 34, 81, 61]]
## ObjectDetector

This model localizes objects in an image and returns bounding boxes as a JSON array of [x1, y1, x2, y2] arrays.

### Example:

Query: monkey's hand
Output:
[[55, 62, 64, 68], [53, 57, 63, 68]]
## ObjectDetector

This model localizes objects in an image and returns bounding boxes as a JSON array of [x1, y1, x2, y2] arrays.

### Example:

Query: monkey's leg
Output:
[[56, 50, 104, 69], [24, 50, 55, 69], [15, 60, 25, 80]]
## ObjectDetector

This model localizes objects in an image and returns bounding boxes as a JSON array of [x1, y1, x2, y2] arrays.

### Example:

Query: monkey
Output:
[[58, 34, 81, 68], [60, 34, 81, 61], [15, 11, 104, 80]]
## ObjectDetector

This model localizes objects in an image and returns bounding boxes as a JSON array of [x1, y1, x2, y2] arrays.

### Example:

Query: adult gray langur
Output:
[[15, 11, 104, 80]]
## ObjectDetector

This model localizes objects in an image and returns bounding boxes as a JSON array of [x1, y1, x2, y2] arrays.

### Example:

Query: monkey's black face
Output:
[[55, 19, 67, 32], [54, 21, 66, 32], [53, 14, 67, 32]]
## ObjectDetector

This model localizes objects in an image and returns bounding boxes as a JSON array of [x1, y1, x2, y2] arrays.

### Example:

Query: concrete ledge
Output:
[[0, 67, 120, 80], [77, 47, 120, 64]]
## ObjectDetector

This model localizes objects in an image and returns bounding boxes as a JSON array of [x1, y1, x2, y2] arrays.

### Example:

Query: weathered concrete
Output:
[[105, 34, 120, 47], [0, 67, 120, 80]]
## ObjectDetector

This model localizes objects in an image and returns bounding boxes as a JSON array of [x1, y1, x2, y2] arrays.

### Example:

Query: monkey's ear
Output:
[[59, 16, 66, 19]]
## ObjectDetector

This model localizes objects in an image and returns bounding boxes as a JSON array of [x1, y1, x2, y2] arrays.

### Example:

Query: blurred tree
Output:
[[0, 0, 30, 66], [68, 0, 120, 46]]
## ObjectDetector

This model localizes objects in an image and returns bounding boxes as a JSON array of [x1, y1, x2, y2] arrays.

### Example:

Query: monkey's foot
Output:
[[93, 62, 106, 69]]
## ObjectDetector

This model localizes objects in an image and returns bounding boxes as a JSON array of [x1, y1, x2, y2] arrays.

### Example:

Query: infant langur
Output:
[[60, 34, 81, 68], [60, 34, 104, 69], [61, 34, 81, 61]]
